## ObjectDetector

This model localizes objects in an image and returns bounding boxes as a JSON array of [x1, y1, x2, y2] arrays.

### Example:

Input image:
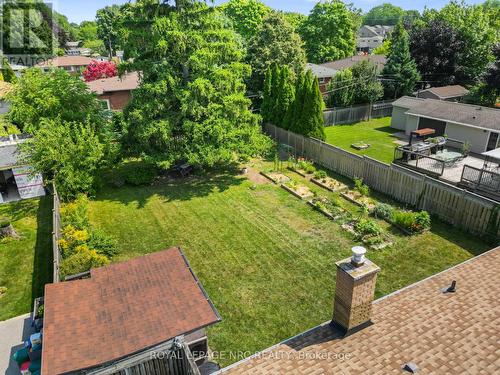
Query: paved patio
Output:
[[0, 314, 34, 375]]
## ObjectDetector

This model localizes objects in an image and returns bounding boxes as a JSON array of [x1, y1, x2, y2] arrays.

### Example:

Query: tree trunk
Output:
[[0, 224, 18, 239]]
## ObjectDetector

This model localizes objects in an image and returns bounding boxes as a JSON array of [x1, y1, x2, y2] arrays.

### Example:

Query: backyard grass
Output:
[[0, 197, 53, 321], [324, 117, 400, 164], [87, 160, 490, 366]]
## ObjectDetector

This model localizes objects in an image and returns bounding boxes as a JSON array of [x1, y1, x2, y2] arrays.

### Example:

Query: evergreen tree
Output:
[[301, 71, 325, 140], [382, 22, 420, 98], [268, 64, 281, 123], [261, 66, 273, 122], [274, 66, 295, 128], [288, 72, 306, 134]]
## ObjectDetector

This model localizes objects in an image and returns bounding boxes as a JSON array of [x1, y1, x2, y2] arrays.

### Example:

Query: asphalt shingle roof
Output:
[[398, 96, 500, 131], [306, 63, 338, 79], [0, 145, 20, 169], [219, 247, 500, 374], [321, 55, 387, 72], [418, 85, 469, 99], [86, 72, 140, 95], [42, 247, 221, 375]]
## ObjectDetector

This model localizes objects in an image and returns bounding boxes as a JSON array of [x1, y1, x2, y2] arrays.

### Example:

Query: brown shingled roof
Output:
[[418, 85, 469, 99], [36, 56, 94, 67], [86, 72, 140, 94], [220, 247, 500, 374], [42, 247, 221, 375]]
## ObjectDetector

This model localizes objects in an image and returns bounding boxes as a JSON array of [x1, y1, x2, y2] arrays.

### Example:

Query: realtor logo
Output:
[[0, 1, 55, 65]]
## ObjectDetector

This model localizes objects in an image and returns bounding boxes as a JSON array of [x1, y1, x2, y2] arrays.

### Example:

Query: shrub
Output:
[[0, 218, 10, 228], [60, 248, 109, 279], [314, 170, 327, 180], [372, 203, 394, 221], [392, 210, 431, 233], [58, 225, 90, 258], [297, 159, 314, 173], [355, 218, 382, 236], [60, 195, 89, 229], [119, 162, 158, 186], [354, 177, 369, 196], [87, 229, 118, 258]]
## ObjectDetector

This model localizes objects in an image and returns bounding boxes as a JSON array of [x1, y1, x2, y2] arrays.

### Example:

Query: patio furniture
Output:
[[434, 151, 463, 167]]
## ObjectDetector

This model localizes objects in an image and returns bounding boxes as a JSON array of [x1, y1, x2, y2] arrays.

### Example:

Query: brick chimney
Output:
[[332, 246, 380, 334]]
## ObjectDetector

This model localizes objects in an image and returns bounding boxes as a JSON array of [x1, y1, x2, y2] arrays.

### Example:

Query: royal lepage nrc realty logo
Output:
[[1, 0, 56, 66]]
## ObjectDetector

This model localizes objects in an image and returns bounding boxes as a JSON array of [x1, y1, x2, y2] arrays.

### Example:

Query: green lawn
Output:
[[0, 197, 53, 321], [324, 117, 400, 164], [87, 161, 490, 366]]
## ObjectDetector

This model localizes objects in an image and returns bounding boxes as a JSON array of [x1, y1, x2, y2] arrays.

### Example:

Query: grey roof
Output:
[[392, 96, 426, 109], [397, 96, 500, 131], [306, 63, 338, 79], [0, 144, 21, 169]]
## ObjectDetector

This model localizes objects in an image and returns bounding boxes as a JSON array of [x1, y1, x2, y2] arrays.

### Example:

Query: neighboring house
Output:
[[35, 56, 94, 74], [42, 247, 221, 374], [357, 25, 393, 53], [86, 72, 140, 111], [0, 81, 13, 115], [306, 63, 338, 95], [391, 96, 500, 153], [219, 246, 500, 374], [0, 135, 45, 204], [415, 85, 469, 102], [321, 55, 387, 73]]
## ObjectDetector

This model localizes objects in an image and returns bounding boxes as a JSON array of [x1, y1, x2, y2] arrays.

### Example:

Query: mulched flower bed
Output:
[[260, 171, 290, 185], [281, 183, 314, 200], [311, 176, 348, 193], [341, 190, 376, 210]]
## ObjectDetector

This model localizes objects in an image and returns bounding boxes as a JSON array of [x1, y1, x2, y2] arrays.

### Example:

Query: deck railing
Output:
[[394, 147, 445, 176], [460, 165, 500, 197]]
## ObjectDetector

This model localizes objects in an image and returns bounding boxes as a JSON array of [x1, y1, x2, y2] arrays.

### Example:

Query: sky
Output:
[[52, 0, 485, 24]]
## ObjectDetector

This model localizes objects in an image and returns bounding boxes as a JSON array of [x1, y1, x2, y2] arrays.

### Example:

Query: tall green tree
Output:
[[272, 66, 295, 127], [300, 0, 356, 64], [363, 3, 404, 26], [301, 71, 325, 140], [121, 0, 271, 169], [247, 11, 306, 93], [351, 60, 384, 104], [382, 22, 420, 98], [96, 5, 123, 58], [20, 119, 106, 200], [7, 68, 104, 133], [220, 0, 271, 41], [261, 65, 274, 122], [287, 73, 305, 133], [327, 69, 354, 108]]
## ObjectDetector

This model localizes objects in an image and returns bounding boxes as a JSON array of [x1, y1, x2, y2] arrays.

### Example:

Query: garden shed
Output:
[[0, 135, 45, 203], [42, 247, 221, 374]]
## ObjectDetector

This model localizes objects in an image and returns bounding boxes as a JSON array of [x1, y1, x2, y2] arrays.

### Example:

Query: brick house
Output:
[[42, 247, 221, 374], [86, 72, 140, 111], [306, 63, 338, 95]]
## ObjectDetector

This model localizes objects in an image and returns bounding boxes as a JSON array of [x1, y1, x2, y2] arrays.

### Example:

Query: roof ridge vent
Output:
[[441, 280, 457, 294]]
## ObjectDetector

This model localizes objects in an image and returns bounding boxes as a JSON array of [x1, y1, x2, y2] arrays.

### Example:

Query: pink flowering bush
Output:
[[83, 60, 118, 82]]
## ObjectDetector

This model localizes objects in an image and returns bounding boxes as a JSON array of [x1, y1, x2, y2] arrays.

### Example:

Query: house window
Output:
[[318, 77, 326, 84], [100, 99, 111, 110]]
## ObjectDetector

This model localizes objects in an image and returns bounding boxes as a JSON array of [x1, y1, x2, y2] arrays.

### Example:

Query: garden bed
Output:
[[371, 203, 431, 236], [311, 176, 348, 193], [288, 167, 311, 178], [260, 171, 290, 185], [308, 197, 346, 220], [341, 220, 393, 250], [281, 183, 314, 200], [341, 190, 376, 210]]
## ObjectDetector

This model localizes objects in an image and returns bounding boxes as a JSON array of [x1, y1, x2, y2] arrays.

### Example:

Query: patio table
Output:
[[434, 151, 463, 166]]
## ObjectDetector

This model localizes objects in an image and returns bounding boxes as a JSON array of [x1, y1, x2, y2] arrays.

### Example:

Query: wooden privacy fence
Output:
[[323, 100, 394, 126], [52, 183, 61, 283], [265, 123, 500, 239]]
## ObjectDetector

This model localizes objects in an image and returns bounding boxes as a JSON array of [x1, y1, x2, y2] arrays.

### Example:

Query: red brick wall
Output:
[[99, 91, 132, 111], [318, 77, 332, 94]]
